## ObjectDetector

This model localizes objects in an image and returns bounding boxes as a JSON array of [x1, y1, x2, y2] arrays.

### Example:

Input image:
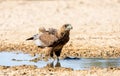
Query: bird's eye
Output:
[[65, 24, 68, 28]]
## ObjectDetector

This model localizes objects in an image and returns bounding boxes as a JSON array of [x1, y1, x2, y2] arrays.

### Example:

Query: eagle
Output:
[[26, 24, 73, 66]]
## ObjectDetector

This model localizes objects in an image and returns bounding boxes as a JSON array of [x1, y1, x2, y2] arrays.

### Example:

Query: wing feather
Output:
[[39, 27, 57, 35], [39, 32, 58, 46]]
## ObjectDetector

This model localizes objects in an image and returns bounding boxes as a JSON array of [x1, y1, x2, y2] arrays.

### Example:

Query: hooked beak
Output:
[[69, 25, 73, 29], [26, 37, 34, 40], [66, 24, 73, 30]]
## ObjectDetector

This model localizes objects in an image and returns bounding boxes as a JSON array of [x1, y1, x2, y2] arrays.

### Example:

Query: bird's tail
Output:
[[26, 37, 34, 40]]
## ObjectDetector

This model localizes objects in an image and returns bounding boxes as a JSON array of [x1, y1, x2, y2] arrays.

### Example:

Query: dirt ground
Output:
[[0, 0, 120, 76], [0, 65, 120, 76]]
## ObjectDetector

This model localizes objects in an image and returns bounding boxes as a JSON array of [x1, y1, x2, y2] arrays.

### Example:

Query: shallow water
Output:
[[0, 51, 120, 70]]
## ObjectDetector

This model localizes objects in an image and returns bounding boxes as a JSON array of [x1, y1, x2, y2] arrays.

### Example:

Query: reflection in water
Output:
[[0, 52, 120, 70], [61, 57, 120, 70]]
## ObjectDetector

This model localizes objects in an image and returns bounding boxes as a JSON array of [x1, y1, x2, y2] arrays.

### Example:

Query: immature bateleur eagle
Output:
[[26, 24, 73, 66]]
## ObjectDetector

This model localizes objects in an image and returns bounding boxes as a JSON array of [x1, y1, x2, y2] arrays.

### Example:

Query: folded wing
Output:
[[39, 32, 58, 47]]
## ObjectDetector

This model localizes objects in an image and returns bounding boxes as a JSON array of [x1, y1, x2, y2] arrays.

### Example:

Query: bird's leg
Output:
[[54, 50, 62, 67], [47, 50, 54, 67], [46, 59, 54, 67], [49, 52, 60, 67], [55, 57, 61, 67], [57, 57, 59, 62]]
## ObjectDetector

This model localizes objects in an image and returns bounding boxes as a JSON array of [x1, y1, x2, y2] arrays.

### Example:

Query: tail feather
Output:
[[26, 37, 34, 40]]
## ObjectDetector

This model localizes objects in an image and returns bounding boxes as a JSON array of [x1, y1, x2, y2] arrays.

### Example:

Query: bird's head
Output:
[[26, 34, 39, 40], [57, 24, 73, 37], [61, 24, 73, 32]]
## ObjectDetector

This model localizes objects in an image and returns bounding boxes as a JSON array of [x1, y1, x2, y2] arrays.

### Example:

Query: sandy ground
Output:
[[0, 65, 120, 76], [0, 0, 120, 76]]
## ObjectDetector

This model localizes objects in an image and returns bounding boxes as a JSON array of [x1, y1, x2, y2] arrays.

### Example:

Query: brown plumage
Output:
[[26, 24, 73, 66], [39, 27, 57, 35]]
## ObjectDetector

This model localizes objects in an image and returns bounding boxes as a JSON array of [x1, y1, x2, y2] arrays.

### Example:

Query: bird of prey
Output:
[[26, 24, 73, 66]]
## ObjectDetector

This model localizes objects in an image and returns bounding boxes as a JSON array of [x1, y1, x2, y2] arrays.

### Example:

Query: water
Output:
[[0, 51, 120, 70]]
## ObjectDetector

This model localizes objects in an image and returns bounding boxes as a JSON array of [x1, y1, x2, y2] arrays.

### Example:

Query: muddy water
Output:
[[0, 51, 120, 70]]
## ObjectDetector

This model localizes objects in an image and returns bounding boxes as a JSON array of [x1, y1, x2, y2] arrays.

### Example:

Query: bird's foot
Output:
[[55, 61, 61, 67], [46, 58, 61, 67], [47, 62, 54, 67]]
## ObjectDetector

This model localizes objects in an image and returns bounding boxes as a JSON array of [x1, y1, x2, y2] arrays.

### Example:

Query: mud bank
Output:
[[0, 41, 120, 58]]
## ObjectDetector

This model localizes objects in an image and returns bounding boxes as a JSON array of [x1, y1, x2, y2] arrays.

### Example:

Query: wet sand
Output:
[[0, 0, 120, 76]]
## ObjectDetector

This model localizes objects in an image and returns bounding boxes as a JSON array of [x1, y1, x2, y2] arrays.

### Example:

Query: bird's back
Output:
[[49, 31, 70, 47], [39, 32, 58, 47]]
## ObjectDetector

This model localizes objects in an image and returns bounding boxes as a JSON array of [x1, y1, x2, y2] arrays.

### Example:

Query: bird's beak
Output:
[[69, 25, 73, 29], [26, 37, 34, 40], [67, 24, 73, 30]]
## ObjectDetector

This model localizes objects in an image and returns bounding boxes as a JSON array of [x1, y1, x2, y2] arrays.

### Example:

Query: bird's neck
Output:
[[57, 29, 69, 39]]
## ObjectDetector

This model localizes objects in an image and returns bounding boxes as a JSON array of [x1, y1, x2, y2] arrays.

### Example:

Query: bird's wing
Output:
[[48, 28, 57, 34], [39, 27, 46, 33], [39, 32, 58, 46], [39, 27, 57, 34]]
